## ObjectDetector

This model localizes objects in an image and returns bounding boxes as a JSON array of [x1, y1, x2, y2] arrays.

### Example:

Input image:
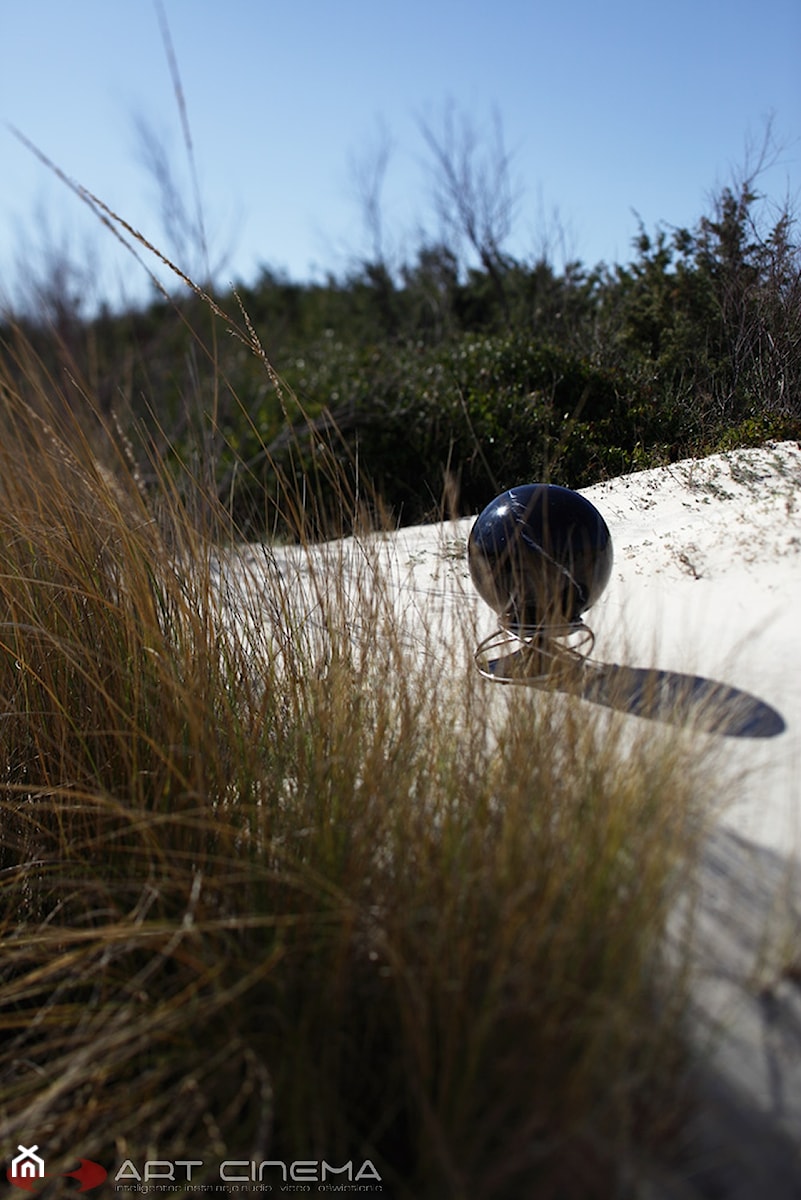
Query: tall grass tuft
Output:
[[0, 308, 709, 1198]]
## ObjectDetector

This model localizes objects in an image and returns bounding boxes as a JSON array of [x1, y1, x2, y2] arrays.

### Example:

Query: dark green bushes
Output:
[[595, 184, 801, 437], [221, 329, 732, 535], [4, 177, 798, 538], [248, 337, 642, 528], [159, 181, 801, 534]]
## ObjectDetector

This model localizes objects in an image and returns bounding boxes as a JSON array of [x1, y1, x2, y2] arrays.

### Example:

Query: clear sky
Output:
[[1, 0, 799, 309]]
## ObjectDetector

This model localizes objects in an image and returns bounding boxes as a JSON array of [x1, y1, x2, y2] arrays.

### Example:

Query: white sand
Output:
[[241, 440, 800, 856], [379, 441, 801, 857], [587, 444, 801, 855], [360, 440, 801, 1191], [227, 440, 801, 1190]]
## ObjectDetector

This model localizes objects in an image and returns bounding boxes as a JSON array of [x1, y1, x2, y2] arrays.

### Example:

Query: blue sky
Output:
[[1, 0, 799, 309]]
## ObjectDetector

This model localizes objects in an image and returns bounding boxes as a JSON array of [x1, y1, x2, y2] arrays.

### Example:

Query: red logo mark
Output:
[[7, 1157, 107, 1193]]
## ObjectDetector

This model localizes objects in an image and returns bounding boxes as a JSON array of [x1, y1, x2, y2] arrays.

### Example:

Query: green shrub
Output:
[[222, 335, 668, 534]]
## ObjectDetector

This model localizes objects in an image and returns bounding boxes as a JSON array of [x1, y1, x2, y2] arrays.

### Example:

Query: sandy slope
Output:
[[227, 441, 801, 1192], [373, 441, 801, 856], [367, 440, 801, 1193], [585, 443, 801, 856]]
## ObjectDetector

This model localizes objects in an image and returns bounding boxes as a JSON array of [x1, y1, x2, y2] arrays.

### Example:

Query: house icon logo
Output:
[[6, 1143, 107, 1192], [10, 1146, 45, 1180]]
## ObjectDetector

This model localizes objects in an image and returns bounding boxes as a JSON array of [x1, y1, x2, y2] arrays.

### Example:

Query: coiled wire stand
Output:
[[474, 620, 596, 683]]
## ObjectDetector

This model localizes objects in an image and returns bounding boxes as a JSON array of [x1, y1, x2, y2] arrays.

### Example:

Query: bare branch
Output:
[[349, 119, 395, 268], [132, 114, 197, 273], [419, 101, 520, 276]]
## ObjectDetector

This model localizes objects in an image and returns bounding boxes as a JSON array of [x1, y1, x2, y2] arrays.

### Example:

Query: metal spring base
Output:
[[474, 621, 596, 683]]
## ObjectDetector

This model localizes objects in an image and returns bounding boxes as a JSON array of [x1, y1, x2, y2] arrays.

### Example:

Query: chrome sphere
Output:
[[468, 484, 613, 632]]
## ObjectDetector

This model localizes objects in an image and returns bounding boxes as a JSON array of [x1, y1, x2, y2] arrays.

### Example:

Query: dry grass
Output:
[[0, 309, 713, 1198]]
